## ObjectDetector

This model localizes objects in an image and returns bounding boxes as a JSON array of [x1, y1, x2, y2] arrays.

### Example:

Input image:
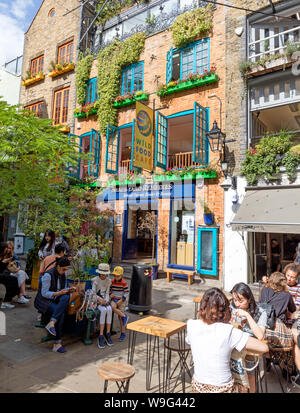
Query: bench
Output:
[[166, 269, 195, 285]]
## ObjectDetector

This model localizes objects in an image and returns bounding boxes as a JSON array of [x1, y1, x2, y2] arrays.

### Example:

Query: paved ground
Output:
[[0, 277, 299, 394]]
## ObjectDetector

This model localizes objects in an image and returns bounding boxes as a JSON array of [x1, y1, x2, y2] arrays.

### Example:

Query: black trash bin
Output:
[[128, 263, 152, 312]]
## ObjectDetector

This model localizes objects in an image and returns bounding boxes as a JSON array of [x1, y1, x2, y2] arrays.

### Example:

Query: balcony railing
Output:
[[168, 152, 200, 169], [121, 159, 131, 173], [248, 23, 300, 62]]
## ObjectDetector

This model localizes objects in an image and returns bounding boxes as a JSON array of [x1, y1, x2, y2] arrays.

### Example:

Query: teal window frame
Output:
[[68, 130, 100, 179], [166, 38, 210, 83], [121, 62, 144, 95], [197, 227, 219, 276], [85, 77, 98, 105]]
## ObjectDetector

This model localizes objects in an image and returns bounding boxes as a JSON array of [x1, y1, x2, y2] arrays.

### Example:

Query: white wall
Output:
[[0, 68, 21, 105], [223, 176, 249, 292]]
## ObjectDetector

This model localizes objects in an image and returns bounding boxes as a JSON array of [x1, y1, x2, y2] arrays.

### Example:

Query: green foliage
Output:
[[286, 40, 300, 57], [97, 32, 146, 134], [241, 131, 300, 185], [96, 0, 149, 25], [0, 99, 79, 215], [75, 50, 94, 106], [170, 5, 214, 49]]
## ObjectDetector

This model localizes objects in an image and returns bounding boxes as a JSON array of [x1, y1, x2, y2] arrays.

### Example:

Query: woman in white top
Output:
[[186, 288, 268, 393], [38, 230, 56, 260]]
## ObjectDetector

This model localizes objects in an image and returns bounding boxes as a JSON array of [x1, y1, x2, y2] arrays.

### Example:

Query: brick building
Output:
[[13, 0, 81, 253], [223, 0, 300, 291], [74, 0, 227, 288]]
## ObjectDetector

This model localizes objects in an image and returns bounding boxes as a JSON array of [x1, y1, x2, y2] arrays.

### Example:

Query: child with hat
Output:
[[109, 266, 129, 341], [92, 263, 113, 349]]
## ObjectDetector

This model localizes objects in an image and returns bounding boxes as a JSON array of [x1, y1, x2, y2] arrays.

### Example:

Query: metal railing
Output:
[[249, 23, 300, 62], [121, 159, 131, 172]]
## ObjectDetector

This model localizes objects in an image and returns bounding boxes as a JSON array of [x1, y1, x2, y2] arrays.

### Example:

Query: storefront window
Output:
[[169, 200, 195, 267]]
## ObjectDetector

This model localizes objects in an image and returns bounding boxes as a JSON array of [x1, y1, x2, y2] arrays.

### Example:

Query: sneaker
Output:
[[45, 323, 57, 336], [122, 314, 129, 327], [98, 335, 105, 349], [14, 296, 29, 304], [52, 345, 67, 354], [104, 333, 113, 346], [119, 333, 126, 341], [1, 302, 15, 309], [292, 373, 300, 388], [23, 295, 32, 300]]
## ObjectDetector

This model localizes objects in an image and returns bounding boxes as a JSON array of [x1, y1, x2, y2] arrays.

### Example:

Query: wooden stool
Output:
[[193, 295, 203, 319], [269, 346, 294, 393], [98, 362, 136, 393]]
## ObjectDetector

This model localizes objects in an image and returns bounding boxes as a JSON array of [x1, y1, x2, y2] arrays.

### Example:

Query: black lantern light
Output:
[[206, 120, 226, 153]]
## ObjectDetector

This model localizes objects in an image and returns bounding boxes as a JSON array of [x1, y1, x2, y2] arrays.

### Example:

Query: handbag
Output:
[[230, 348, 250, 390], [67, 280, 86, 315], [258, 302, 276, 330], [7, 261, 18, 273]]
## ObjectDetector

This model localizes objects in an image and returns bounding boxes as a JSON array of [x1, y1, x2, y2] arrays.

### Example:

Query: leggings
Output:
[[98, 304, 112, 325]]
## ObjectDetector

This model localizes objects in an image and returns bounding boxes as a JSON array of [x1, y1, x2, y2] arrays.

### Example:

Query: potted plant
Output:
[[137, 211, 159, 279], [199, 198, 214, 225]]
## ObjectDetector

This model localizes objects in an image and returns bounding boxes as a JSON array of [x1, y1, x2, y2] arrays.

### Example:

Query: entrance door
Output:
[[122, 202, 158, 261]]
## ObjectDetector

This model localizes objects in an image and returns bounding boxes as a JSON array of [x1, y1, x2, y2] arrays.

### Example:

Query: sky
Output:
[[0, 0, 42, 67]]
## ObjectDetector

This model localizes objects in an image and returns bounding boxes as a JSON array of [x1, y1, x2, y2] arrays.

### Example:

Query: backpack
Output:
[[258, 302, 276, 330]]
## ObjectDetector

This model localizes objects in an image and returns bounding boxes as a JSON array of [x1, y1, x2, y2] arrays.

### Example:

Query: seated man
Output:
[[34, 256, 75, 354]]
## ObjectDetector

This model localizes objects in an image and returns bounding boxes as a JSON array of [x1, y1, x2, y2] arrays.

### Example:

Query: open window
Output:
[[69, 130, 100, 179], [155, 102, 209, 170], [166, 38, 210, 83], [105, 123, 135, 175], [121, 62, 144, 95]]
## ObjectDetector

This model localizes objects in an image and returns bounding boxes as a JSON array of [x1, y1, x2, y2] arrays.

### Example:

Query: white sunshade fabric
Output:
[[230, 187, 300, 233]]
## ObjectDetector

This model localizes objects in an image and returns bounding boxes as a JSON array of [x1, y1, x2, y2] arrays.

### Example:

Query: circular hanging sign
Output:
[[137, 110, 152, 137]]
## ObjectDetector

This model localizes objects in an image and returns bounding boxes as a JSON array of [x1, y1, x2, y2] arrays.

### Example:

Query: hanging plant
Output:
[[75, 50, 94, 107], [241, 131, 300, 185], [96, 0, 150, 25], [170, 4, 214, 49], [97, 32, 146, 134]]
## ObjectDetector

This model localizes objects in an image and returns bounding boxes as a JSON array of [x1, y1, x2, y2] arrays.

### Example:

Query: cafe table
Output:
[[127, 316, 187, 392]]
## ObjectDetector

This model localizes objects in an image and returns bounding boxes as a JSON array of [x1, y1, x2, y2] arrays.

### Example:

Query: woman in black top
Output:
[[260, 271, 298, 376], [0, 242, 20, 309]]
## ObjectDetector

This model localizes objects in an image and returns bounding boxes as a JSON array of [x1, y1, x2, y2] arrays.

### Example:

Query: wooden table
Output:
[[127, 316, 187, 392]]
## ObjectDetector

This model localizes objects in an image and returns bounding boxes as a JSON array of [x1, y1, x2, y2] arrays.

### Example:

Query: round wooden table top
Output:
[[98, 362, 136, 381]]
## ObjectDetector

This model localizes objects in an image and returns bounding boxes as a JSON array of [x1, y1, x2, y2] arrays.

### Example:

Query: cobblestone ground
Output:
[[0, 278, 299, 394]]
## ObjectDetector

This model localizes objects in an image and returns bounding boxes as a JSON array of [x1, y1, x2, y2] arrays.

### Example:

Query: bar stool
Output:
[[193, 295, 203, 319], [245, 351, 268, 393], [164, 336, 192, 393], [98, 362, 136, 393], [269, 346, 294, 393]]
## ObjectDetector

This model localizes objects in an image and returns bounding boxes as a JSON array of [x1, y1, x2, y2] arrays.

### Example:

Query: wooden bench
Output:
[[166, 269, 195, 285]]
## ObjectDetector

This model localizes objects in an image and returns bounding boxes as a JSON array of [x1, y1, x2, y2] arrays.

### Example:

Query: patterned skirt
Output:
[[265, 318, 295, 375], [191, 377, 249, 393]]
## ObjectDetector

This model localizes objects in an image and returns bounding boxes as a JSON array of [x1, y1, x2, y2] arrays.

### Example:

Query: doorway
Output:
[[122, 201, 158, 261]]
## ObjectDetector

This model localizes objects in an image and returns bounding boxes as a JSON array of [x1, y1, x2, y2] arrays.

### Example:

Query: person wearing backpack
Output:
[[230, 282, 269, 393]]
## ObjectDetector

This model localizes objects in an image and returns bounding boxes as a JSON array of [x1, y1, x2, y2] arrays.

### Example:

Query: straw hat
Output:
[[96, 263, 110, 275]]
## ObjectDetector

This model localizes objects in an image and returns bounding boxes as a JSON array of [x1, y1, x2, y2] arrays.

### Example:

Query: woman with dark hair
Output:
[[186, 288, 268, 393], [34, 256, 75, 353], [38, 230, 56, 260], [230, 283, 268, 392], [0, 242, 27, 308]]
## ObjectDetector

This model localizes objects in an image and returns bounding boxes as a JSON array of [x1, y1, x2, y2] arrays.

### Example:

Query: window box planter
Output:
[[157, 74, 219, 97], [22, 73, 45, 87], [74, 108, 98, 118], [58, 125, 70, 133], [113, 93, 149, 109], [153, 170, 217, 182], [48, 63, 75, 78], [107, 177, 146, 186]]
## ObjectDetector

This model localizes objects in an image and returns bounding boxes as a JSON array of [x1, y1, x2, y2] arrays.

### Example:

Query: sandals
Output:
[[45, 323, 56, 336], [52, 345, 67, 354]]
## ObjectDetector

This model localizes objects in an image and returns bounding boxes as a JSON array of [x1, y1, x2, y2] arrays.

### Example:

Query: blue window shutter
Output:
[[105, 125, 119, 174], [67, 133, 80, 178], [193, 101, 208, 165], [166, 46, 173, 84], [197, 227, 219, 276], [155, 111, 168, 170]]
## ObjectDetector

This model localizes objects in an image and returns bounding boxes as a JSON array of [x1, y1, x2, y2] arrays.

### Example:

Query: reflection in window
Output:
[[170, 200, 195, 267], [123, 12, 147, 34], [121, 62, 144, 95], [200, 231, 213, 271]]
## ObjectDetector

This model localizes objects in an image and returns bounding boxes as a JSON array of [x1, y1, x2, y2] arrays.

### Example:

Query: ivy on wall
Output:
[[97, 32, 146, 134], [170, 4, 214, 49], [75, 51, 94, 106]]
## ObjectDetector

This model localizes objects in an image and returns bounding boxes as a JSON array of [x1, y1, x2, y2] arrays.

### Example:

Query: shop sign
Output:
[[133, 101, 154, 171], [99, 182, 194, 202]]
